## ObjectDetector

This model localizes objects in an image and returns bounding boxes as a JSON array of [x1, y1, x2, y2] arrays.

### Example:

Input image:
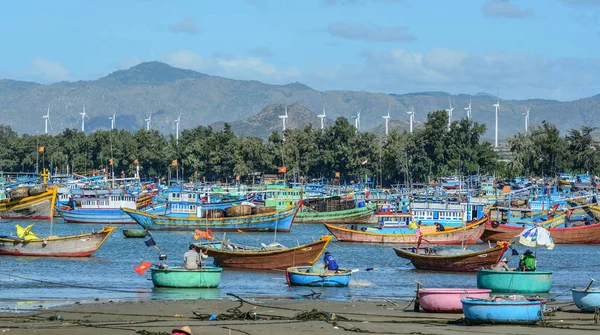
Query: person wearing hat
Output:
[[518, 250, 536, 271], [172, 325, 193, 335], [491, 257, 515, 271]]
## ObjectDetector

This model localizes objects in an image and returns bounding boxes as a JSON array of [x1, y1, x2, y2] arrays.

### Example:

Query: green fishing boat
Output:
[[150, 266, 223, 288], [123, 229, 147, 238], [477, 270, 552, 293]]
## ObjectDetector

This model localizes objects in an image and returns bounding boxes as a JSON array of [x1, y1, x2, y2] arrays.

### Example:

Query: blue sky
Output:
[[1, 0, 599, 100]]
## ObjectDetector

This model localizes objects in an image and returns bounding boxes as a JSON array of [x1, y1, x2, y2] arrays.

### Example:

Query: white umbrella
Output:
[[512, 226, 555, 250]]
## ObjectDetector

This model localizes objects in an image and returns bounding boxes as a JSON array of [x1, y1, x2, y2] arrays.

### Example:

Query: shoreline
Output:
[[0, 296, 598, 335]]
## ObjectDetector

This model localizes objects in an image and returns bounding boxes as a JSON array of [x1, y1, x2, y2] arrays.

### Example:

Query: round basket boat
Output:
[[418, 288, 492, 313], [151, 266, 223, 288]]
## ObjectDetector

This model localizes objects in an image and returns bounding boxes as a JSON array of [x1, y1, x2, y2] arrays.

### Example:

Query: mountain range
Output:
[[0, 61, 598, 140]]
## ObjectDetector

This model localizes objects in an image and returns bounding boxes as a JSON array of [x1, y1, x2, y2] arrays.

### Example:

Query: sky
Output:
[[1, 0, 599, 101]]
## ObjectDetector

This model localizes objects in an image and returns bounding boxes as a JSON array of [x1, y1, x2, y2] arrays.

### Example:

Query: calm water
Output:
[[0, 219, 598, 311]]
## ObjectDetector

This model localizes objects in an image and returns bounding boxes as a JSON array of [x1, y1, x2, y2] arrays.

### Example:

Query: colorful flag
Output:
[[133, 261, 152, 275], [109, 158, 114, 165], [144, 236, 156, 247], [194, 229, 215, 240], [38, 146, 45, 153], [172, 159, 178, 166], [361, 159, 368, 165], [278, 166, 287, 173], [134, 159, 139, 165], [335, 172, 340, 178]]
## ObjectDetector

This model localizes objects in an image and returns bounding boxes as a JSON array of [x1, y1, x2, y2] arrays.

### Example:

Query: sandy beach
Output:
[[0, 296, 598, 335]]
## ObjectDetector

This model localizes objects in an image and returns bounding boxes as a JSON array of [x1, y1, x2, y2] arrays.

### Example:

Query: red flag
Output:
[[194, 229, 214, 240], [133, 261, 152, 275], [278, 166, 287, 173]]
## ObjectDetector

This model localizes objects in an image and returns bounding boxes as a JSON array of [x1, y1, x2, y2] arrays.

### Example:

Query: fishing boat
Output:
[[57, 189, 143, 224], [461, 297, 546, 325], [123, 229, 147, 238], [123, 201, 302, 231], [324, 216, 487, 244], [286, 266, 352, 287], [393, 243, 507, 272], [418, 288, 492, 313], [0, 186, 56, 220], [0, 226, 116, 257], [150, 266, 222, 288], [476, 270, 552, 293], [571, 288, 600, 312], [198, 235, 332, 270]]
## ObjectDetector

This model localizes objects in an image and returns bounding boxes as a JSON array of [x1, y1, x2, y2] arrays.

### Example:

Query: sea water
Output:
[[0, 219, 597, 310]]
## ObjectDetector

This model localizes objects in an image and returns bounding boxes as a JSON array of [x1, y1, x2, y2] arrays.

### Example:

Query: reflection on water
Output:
[[0, 219, 599, 310]]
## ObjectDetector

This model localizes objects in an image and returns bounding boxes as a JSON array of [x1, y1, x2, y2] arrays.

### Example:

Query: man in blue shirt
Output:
[[323, 252, 339, 271]]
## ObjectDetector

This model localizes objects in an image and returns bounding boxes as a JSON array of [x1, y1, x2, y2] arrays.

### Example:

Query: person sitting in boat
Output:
[[434, 222, 445, 232], [183, 245, 208, 270], [518, 250, 536, 271], [491, 257, 515, 271], [323, 251, 339, 272]]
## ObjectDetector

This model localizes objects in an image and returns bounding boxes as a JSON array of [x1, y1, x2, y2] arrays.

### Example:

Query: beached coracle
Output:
[[286, 266, 352, 287], [150, 266, 223, 288]]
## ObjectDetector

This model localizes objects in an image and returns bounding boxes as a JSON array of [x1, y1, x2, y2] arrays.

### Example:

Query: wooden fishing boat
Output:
[[481, 219, 600, 244], [286, 266, 352, 287], [477, 269, 552, 293], [150, 266, 222, 288], [0, 226, 116, 257], [461, 297, 547, 325], [123, 202, 302, 231], [571, 288, 600, 312], [323, 216, 487, 244], [0, 187, 56, 220], [294, 205, 376, 224], [198, 235, 332, 270], [418, 288, 492, 313], [123, 229, 147, 238], [393, 243, 507, 272]]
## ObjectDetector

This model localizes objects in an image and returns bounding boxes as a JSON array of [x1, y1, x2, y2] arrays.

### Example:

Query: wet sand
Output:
[[0, 297, 598, 335]]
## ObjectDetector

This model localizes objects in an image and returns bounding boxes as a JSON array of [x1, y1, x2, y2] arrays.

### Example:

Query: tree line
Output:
[[0, 111, 596, 185]]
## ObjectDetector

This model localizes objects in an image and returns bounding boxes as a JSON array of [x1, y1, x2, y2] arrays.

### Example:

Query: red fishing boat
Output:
[[393, 243, 507, 272]]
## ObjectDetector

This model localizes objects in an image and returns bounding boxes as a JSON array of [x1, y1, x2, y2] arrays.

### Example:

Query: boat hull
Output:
[[461, 298, 546, 325], [123, 204, 300, 232], [477, 270, 552, 293], [0, 226, 116, 257], [572, 289, 600, 312], [324, 217, 487, 245], [393, 244, 506, 272], [418, 288, 491, 313], [58, 208, 136, 224], [150, 266, 222, 288], [294, 206, 375, 224], [200, 236, 332, 270], [0, 188, 56, 220], [481, 221, 600, 244], [286, 266, 351, 287]]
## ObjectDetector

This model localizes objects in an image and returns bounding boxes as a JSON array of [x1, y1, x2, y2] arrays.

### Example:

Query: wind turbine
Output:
[[445, 97, 454, 130], [318, 107, 326, 130], [109, 113, 116, 130], [174, 114, 181, 142], [382, 109, 391, 136], [80, 103, 89, 133], [464, 99, 472, 120], [493, 97, 500, 148], [523, 108, 530, 133], [278, 105, 288, 131], [42, 104, 50, 135], [351, 109, 361, 131], [407, 106, 415, 134], [145, 114, 152, 131]]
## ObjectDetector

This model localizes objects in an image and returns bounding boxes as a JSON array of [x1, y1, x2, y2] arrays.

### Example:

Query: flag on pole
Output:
[[133, 261, 152, 275], [278, 166, 287, 173], [194, 229, 214, 240], [335, 172, 340, 178], [134, 159, 139, 165], [361, 159, 368, 165], [172, 159, 178, 166], [38, 146, 45, 153], [144, 236, 156, 247]]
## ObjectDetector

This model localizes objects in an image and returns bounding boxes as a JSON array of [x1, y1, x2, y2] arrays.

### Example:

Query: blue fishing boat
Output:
[[461, 297, 546, 325], [286, 266, 352, 287], [571, 288, 600, 312], [151, 266, 223, 288], [123, 201, 302, 231]]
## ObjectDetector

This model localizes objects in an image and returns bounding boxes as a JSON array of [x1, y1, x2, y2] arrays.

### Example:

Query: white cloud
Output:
[[482, 0, 534, 18], [328, 21, 415, 42], [168, 17, 199, 34], [27, 58, 70, 82]]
